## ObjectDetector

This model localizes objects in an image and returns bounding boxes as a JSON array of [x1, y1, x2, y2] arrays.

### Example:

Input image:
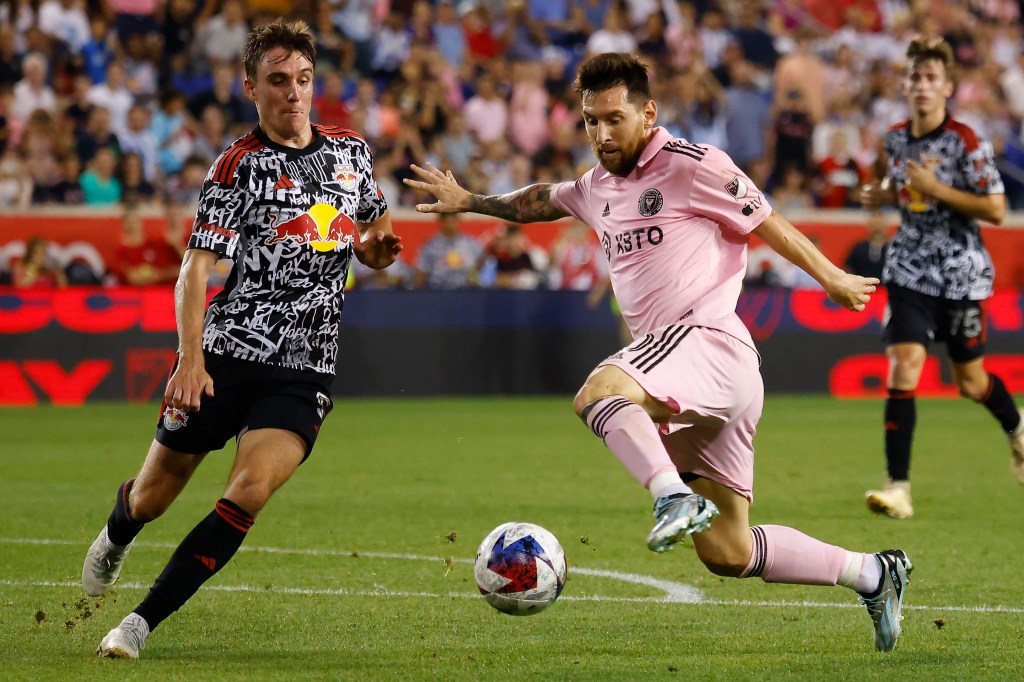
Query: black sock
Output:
[[106, 479, 145, 547], [134, 499, 254, 631], [884, 389, 916, 481], [978, 374, 1022, 434]]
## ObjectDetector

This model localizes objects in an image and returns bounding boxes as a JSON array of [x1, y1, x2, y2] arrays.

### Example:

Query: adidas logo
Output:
[[194, 554, 217, 572], [602, 202, 610, 217], [273, 175, 295, 191]]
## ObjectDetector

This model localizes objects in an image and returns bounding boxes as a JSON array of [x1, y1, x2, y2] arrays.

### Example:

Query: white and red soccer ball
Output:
[[474, 522, 567, 616]]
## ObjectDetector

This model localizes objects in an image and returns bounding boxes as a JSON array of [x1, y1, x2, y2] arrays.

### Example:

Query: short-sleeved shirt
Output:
[[881, 115, 1004, 300], [189, 123, 387, 375], [550, 127, 772, 350]]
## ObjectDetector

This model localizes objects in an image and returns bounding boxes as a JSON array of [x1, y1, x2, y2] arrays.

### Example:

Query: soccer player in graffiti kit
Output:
[[84, 19, 401, 659]]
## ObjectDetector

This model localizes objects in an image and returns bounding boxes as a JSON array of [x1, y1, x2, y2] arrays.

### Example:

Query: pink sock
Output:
[[740, 525, 848, 586], [583, 395, 677, 488]]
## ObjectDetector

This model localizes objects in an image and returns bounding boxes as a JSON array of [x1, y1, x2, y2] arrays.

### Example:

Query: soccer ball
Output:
[[474, 522, 567, 616]]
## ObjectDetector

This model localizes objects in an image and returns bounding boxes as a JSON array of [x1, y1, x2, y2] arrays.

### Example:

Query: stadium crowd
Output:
[[0, 0, 1021, 287]]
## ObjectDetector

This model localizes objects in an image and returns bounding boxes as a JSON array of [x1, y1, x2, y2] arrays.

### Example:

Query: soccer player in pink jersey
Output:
[[406, 53, 911, 652]]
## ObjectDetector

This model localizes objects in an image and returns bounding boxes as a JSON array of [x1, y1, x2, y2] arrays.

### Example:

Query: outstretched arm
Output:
[[404, 163, 569, 223], [753, 211, 879, 312]]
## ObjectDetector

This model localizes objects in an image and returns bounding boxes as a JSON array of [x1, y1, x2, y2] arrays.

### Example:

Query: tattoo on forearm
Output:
[[469, 184, 567, 223]]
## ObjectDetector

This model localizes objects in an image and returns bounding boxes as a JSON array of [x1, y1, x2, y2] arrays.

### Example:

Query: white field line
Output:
[[2, 537, 1022, 614]]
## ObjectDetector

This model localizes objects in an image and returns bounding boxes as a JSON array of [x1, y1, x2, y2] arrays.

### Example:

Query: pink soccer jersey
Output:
[[550, 127, 772, 349]]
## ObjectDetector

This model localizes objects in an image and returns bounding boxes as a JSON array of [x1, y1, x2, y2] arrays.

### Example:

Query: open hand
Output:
[[403, 163, 473, 214]]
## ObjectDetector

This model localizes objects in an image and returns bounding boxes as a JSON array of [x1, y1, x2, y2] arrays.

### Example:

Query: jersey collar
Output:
[[594, 126, 673, 181], [253, 124, 325, 157]]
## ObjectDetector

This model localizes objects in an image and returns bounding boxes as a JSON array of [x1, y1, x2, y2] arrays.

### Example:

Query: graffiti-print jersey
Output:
[[881, 115, 1003, 300], [188, 124, 387, 374]]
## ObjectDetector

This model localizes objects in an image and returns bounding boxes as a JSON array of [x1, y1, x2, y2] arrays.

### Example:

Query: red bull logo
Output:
[[335, 164, 358, 190], [162, 407, 189, 431], [266, 203, 356, 253]]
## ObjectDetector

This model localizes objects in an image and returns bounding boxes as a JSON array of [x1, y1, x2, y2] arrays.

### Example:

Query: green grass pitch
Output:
[[1, 396, 1022, 681]]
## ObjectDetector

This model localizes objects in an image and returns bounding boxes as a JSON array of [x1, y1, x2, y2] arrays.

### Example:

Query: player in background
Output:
[[406, 53, 910, 652], [83, 19, 402, 659], [859, 38, 1024, 520]]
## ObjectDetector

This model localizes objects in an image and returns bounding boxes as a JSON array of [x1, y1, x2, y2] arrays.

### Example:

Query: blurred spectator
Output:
[[436, 110, 475, 174], [119, 150, 157, 203], [152, 88, 194, 176], [813, 129, 865, 208], [349, 256, 415, 290], [46, 152, 85, 204], [164, 153, 208, 208], [11, 236, 66, 288], [585, 6, 636, 55], [62, 73, 94, 133], [20, 109, 64, 202], [434, 0, 466, 67], [38, 0, 91, 55], [80, 146, 122, 204], [11, 237, 67, 288], [11, 53, 58, 128], [80, 16, 115, 85], [811, 97, 864, 164], [723, 60, 771, 172], [107, 0, 162, 43], [370, 11, 411, 83], [844, 210, 890, 280], [462, 4, 503, 62], [121, 31, 159, 97], [0, 25, 22, 91], [547, 218, 606, 290], [508, 61, 550, 155], [464, 73, 508, 144], [480, 223, 542, 289], [191, 104, 232, 163], [118, 103, 159, 181], [187, 62, 255, 132], [685, 69, 727, 149], [771, 88, 814, 179], [732, 3, 778, 73], [0, 149, 33, 209], [346, 77, 382, 142], [771, 164, 813, 211], [414, 214, 483, 289], [773, 27, 826, 124], [75, 105, 121, 165], [698, 9, 731, 69], [160, 0, 210, 79], [313, 70, 351, 128], [192, 0, 249, 71], [329, 0, 375, 74], [113, 204, 181, 285], [86, 61, 133, 136]]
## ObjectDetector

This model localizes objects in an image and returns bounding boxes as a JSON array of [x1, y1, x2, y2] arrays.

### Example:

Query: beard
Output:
[[592, 139, 644, 177]]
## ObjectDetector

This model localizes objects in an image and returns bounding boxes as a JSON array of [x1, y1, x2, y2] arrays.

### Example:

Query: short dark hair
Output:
[[242, 18, 316, 81], [573, 53, 652, 107], [906, 38, 955, 81]]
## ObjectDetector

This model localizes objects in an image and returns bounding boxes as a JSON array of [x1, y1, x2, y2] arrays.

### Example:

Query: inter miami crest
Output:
[[638, 188, 663, 217]]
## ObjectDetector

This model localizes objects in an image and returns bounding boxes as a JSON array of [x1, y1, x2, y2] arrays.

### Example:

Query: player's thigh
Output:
[[225, 428, 306, 515], [688, 477, 752, 574], [131, 439, 208, 521], [883, 285, 935, 388]]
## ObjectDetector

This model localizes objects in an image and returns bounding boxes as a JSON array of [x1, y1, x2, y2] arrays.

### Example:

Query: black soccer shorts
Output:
[[882, 284, 987, 363], [155, 351, 334, 460]]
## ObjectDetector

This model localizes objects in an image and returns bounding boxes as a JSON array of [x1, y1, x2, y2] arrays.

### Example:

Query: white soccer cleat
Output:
[[858, 549, 913, 652], [82, 526, 133, 597], [646, 493, 719, 552], [1009, 409, 1024, 485], [97, 613, 149, 660], [865, 479, 913, 519]]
